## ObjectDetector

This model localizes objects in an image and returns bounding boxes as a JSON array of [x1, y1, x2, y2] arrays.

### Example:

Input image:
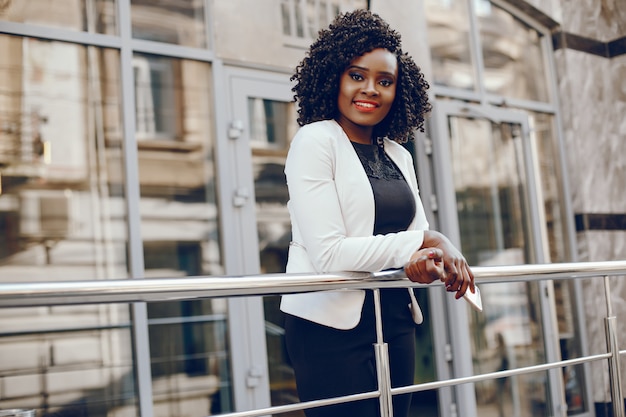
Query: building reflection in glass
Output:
[[131, 0, 209, 48], [129, 53, 230, 415], [476, 0, 549, 102], [0, 0, 117, 34], [448, 116, 550, 417], [425, 0, 476, 90], [0, 35, 137, 414]]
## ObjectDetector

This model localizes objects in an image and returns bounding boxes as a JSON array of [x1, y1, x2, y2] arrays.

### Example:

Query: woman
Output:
[[281, 9, 474, 417]]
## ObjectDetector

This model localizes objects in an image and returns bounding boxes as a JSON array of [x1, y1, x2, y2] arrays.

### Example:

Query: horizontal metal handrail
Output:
[[392, 353, 612, 395], [1, 260, 625, 308], [1, 260, 626, 417], [182, 353, 616, 417]]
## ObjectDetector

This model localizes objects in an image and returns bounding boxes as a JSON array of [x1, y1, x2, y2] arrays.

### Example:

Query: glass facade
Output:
[[423, 1, 586, 415], [0, 1, 586, 416]]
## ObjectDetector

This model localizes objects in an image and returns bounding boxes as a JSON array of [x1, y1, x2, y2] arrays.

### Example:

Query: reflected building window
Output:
[[425, 0, 476, 90], [280, 0, 367, 47], [476, 0, 549, 102], [133, 55, 178, 140], [131, 0, 208, 48], [425, 0, 549, 102], [0, 0, 117, 34]]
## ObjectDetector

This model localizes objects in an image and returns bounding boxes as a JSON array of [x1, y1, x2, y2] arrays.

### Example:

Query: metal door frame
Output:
[[429, 100, 567, 417], [216, 66, 294, 413]]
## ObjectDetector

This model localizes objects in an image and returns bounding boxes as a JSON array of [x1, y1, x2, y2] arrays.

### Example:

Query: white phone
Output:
[[463, 285, 483, 312]]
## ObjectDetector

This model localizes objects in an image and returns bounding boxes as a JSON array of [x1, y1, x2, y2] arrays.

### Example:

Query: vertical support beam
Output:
[[372, 289, 393, 417], [604, 276, 624, 417], [117, 1, 154, 415]]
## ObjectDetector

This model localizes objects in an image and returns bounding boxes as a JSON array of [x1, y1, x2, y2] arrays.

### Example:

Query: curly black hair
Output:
[[290, 9, 431, 143]]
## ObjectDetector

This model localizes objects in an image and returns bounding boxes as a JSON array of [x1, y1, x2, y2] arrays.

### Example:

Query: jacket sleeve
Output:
[[285, 125, 427, 273]]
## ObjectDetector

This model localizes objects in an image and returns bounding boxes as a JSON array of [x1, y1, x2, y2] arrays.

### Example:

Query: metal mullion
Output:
[[484, 93, 557, 113], [117, 0, 153, 416], [130, 38, 216, 61], [429, 101, 464, 417], [466, 0, 487, 102], [539, 17, 577, 263], [540, 10, 594, 416], [0, 20, 122, 48], [520, 114, 569, 416], [432, 85, 482, 103]]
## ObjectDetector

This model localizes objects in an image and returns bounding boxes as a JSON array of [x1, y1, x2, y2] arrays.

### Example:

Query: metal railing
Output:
[[1, 260, 626, 417]]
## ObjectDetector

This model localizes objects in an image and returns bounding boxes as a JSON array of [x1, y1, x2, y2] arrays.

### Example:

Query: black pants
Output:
[[284, 289, 417, 417]]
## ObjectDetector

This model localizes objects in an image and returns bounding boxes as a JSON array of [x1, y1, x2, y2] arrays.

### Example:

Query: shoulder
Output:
[[294, 120, 343, 142], [289, 120, 346, 155]]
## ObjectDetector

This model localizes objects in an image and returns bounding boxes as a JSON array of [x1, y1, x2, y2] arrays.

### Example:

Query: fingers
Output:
[[405, 248, 445, 284], [406, 246, 473, 296], [442, 258, 474, 299]]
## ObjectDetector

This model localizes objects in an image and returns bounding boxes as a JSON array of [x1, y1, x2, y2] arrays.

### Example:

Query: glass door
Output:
[[227, 68, 301, 414], [430, 101, 566, 417]]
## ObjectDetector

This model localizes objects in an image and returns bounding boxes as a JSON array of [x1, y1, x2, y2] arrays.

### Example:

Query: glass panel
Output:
[[0, 0, 117, 34], [447, 116, 549, 417], [132, 54, 230, 415], [0, 35, 134, 414], [530, 112, 588, 414], [246, 97, 300, 412], [131, 0, 208, 48], [476, 0, 549, 102], [530, 112, 567, 264], [147, 308, 230, 416], [424, 0, 475, 90]]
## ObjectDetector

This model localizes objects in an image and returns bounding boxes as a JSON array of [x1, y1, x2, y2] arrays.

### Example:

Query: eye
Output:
[[349, 72, 364, 81], [379, 79, 394, 87]]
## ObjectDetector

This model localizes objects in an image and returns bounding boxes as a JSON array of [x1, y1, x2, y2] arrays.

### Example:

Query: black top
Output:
[[351, 142, 416, 235]]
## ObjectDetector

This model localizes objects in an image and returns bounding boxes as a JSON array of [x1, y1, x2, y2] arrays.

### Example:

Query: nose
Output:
[[361, 79, 379, 96]]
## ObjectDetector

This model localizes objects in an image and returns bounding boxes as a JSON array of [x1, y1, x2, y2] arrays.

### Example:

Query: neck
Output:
[[335, 118, 374, 145]]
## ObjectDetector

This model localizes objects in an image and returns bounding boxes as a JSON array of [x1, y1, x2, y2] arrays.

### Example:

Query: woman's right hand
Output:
[[404, 247, 445, 284]]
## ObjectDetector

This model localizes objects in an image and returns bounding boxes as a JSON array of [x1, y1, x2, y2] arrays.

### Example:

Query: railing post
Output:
[[372, 288, 393, 417], [604, 276, 624, 417]]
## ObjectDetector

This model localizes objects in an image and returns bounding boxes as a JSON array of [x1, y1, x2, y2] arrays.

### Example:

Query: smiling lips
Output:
[[353, 100, 379, 112]]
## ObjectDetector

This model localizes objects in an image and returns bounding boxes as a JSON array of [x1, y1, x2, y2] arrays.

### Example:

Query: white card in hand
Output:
[[463, 285, 483, 312]]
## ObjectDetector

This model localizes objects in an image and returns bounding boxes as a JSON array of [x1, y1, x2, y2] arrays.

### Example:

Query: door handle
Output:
[[233, 187, 250, 207]]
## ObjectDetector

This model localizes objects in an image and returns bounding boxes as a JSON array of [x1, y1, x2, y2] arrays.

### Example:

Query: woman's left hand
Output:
[[422, 231, 475, 299]]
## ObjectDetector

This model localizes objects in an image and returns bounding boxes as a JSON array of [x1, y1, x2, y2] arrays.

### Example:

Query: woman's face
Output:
[[336, 48, 398, 142]]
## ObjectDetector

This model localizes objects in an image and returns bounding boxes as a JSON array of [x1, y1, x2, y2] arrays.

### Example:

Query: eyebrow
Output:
[[347, 65, 397, 78]]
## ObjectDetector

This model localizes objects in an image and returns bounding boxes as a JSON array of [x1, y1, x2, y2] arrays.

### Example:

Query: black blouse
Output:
[[351, 142, 416, 235]]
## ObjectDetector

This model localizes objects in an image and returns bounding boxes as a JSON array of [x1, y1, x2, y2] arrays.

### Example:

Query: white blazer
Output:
[[280, 120, 430, 329]]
